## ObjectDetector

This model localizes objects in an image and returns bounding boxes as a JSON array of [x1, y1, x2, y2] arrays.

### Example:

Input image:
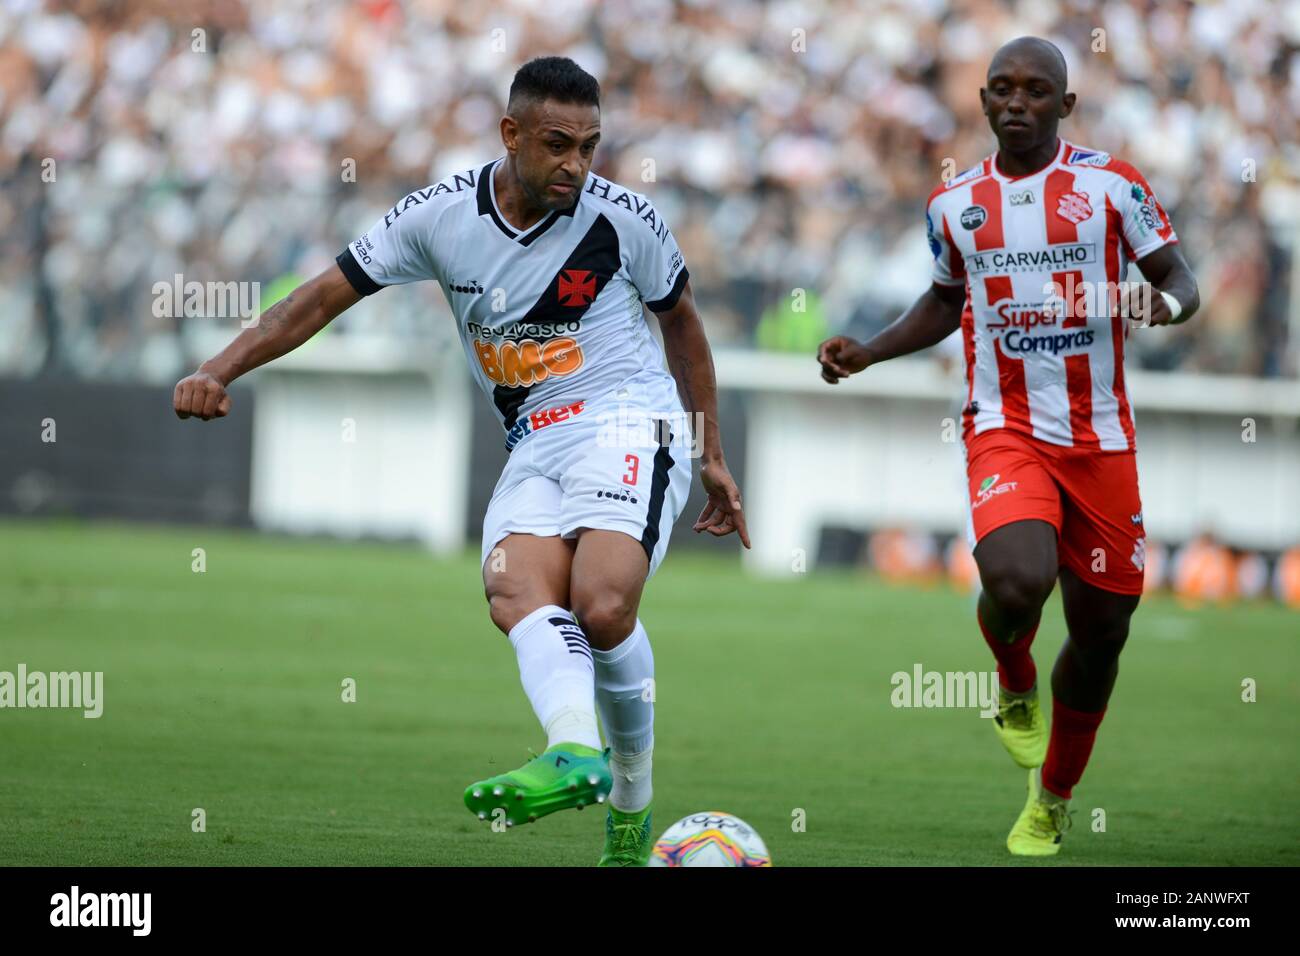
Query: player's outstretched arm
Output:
[[173, 263, 362, 420], [817, 281, 966, 384], [1131, 243, 1200, 327], [654, 279, 750, 549]]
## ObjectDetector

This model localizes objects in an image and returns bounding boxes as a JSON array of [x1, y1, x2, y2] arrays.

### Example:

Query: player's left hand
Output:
[[694, 459, 751, 549], [1125, 283, 1173, 328]]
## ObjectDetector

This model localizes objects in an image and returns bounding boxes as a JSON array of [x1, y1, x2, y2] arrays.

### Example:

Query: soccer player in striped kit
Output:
[[818, 37, 1199, 855]]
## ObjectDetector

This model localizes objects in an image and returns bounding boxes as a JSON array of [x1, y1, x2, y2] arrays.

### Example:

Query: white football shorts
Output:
[[480, 398, 694, 577]]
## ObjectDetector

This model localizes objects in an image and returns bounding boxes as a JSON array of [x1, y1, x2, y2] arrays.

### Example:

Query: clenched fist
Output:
[[817, 336, 871, 384], [173, 370, 231, 420]]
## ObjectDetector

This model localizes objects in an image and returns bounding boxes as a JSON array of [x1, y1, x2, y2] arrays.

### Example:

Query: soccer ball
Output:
[[648, 811, 772, 867]]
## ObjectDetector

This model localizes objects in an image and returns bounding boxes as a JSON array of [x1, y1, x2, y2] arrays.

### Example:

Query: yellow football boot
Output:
[[1007, 768, 1072, 857], [993, 686, 1047, 768]]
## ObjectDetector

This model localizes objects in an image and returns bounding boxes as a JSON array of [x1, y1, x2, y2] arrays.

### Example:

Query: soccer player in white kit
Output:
[[173, 57, 749, 866]]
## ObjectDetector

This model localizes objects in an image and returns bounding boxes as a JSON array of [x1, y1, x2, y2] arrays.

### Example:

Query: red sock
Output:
[[977, 609, 1038, 693], [1042, 699, 1107, 800]]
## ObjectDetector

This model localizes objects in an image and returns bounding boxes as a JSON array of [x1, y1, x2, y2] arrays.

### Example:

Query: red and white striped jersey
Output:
[[926, 138, 1177, 451]]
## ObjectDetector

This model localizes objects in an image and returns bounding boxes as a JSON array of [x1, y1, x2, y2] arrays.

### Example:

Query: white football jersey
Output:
[[926, 138, 1178, 451], [338, 158, 690, 450]]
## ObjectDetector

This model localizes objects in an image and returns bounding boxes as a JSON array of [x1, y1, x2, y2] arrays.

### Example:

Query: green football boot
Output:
[[464, 742, 611, 828], [598, 805, 653, 867]]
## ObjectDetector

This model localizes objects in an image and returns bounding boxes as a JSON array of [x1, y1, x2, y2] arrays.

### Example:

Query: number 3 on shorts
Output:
[[622, 454, 639, 485]]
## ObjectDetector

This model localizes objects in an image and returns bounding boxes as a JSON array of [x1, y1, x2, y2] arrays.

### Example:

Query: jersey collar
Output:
[[990, 137, 1067, 183], [477, 158, 580, 247]]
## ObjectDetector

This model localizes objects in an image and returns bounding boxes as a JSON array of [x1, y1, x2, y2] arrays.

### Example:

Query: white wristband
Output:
[[1160, 290, 1183, 322]]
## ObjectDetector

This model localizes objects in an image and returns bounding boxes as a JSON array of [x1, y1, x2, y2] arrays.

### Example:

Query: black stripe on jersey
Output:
[[518, 187, 581, 248], [645, 267, 690, 313], [639, 421, 675, 563], [493, 384, 531, 429], [335, 247, 383, 297], [476, 162, 518, 238], [477, 161, 583, 245], [493, 214, 622, 429]]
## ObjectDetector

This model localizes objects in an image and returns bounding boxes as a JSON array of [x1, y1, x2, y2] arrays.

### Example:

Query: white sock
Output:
[[592, 618, 655, 812], [508, 605, 601, 751], [607, 748, 653, 814]]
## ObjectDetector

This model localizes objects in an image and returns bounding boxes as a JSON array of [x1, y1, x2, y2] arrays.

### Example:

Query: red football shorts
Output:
[[964, 428, 1146, 595]]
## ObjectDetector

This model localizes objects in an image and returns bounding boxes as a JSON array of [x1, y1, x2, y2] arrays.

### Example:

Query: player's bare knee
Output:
[[1063, 587, 1138, 656], [1080, 620, 1131, 658], [484, 587, 552, 636], [570, 595, 635, 648], [485, 592, 521, 635], [983, 566, 1054, 621]]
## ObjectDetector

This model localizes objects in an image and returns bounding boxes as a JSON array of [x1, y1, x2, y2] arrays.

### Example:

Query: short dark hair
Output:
[[507, 56, 600, 114]]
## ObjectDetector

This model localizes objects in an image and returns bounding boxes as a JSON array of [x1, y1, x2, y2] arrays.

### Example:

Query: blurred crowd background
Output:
[[0, 0, 1297, 382]]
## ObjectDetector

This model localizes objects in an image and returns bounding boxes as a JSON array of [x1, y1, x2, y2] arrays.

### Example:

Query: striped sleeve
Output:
[[926, 190, 966, 286], [1107, 161, 1177, 261]]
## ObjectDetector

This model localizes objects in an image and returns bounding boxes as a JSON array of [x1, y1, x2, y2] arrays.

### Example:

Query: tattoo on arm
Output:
[[256, 292, 296, 337], [665, 329, 697, 411]]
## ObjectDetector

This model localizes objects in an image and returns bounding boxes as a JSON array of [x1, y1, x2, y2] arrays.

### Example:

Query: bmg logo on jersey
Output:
[[474, 337, 584, 387]]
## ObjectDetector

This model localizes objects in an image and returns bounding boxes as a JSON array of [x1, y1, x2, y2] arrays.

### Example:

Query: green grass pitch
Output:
[[1, 518, 1296, 866]]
